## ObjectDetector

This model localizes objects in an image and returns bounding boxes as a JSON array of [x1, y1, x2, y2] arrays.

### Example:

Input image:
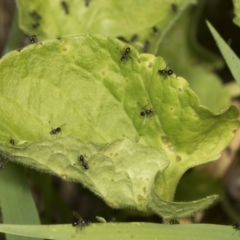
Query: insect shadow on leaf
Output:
[[9, 135, 15, 146], [31, 22, 40, 29], [129, 34, 138, 43], [84, 0, 91, 7], [29, 10, 42, 21], [143, 40, 150, 53], [171, 3, 178, 13], [61, 1, 69, 14]]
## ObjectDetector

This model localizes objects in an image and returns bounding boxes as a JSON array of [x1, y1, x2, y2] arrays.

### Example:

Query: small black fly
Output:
[[232, 219, 240, 236], [79, 155, 89, 170], [121, 47, 130, 61], [140, 108, 154, 117], [72, 210, 91, 230], [158, 64, 173, 78], [9, 138, 15, 145], [49, 124, 66, 135], [138, 102, 154, 126], [28, 35, 38, 44]]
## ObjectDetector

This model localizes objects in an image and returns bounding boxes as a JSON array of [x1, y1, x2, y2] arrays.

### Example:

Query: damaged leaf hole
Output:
[[176, 156, 181, 162], [148, 62, 153, 68], [161, 136, 168, 143]]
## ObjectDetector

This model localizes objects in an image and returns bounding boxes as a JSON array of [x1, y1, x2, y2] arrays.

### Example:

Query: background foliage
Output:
[[1, 0, 240, 239]]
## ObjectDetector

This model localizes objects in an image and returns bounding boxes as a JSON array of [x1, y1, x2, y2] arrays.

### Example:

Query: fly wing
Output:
[[73, 210, 82, 221]]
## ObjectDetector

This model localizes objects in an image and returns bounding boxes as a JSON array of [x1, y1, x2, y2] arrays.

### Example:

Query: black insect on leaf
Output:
[[72, 211, 91, 230]]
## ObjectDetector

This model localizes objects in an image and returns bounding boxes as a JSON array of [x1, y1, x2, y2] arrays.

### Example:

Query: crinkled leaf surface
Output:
[[0, 35, 239, 218], [119, 1, 228, 112], [17, 0, 196, 39], [0, 137, 169, 211], [0, 223, 238, 240]]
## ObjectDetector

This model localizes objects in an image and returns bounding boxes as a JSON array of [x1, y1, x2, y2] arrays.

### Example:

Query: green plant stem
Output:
[[2, 8, 23, 56]]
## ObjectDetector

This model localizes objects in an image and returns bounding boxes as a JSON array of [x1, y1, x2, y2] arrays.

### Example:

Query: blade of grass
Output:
[[206, 21, 240, 86], [0, 162, 41, 240], [0, 222, 237, 240]]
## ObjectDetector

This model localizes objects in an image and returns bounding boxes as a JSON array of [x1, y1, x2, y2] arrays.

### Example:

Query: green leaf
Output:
[[149, 171, 219, 219], [17, 0, 197, 39], [0, 137, 169, 212], [206, 21, 240, 87], [0, 223, 238, 240], [0, 35, 238, 218]]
